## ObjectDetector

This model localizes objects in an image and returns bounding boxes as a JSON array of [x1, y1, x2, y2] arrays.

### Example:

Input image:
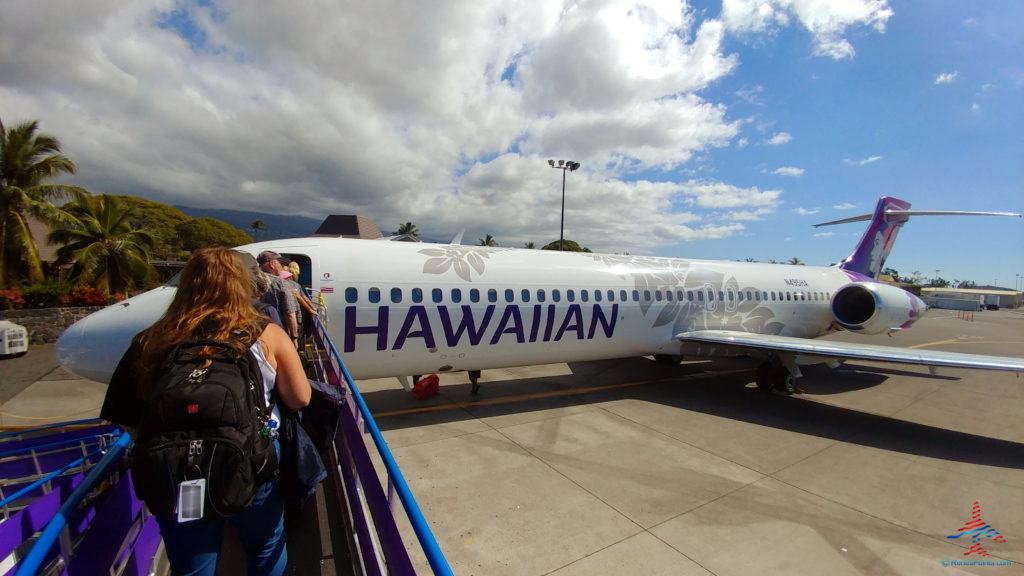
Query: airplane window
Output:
[[594, 290, 602, 302], [641, 290, 649, 301], [770, 292, 776, 301], [654, 291, 662, 302], [521, 289, 531, 302], [631, 290, 639, 301], [538, 289, 546, 302], [369, 287, 381, 304], [412, 288, 423, 303], [620, 290, 628, 301], [390, 287, 402, 303], [505, 289, 514, 302], [708, 291, 715, 301], [345, 287, 358, 303], [452, 289, 462, 303], [488, 289, 497, 303], [470, 289, 480, 303], [718, 291, 725, 302], [686, 290, 693, 301], [728, 291, 734, 302], [666, 291, 673, 301], [697, 291, 703, 302], [567, 289, 576, 302], [608, 290, 615, 301], [553, 289, 561, 302], [432, 288, 443, 303], [786, 292, 791, 301], [581, 290, 589, 302], [736, 292, 742, 302]]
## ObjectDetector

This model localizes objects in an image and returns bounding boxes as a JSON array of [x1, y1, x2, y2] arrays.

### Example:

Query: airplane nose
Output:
[[56, 286, 176, 383]]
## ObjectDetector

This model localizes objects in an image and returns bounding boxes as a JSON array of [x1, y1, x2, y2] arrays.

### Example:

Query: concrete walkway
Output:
[[0, 343, 106, 428]]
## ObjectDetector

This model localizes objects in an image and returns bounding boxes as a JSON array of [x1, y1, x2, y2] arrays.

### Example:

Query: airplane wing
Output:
[[676, 330, 1024, 372]]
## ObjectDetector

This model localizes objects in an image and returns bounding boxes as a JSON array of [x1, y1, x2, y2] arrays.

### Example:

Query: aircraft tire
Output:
[[754, 362, 774, 392], [653, 354, 684, 365]]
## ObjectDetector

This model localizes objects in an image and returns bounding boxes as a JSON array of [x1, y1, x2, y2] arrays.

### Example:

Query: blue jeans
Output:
[[155, 443, 287, 576]]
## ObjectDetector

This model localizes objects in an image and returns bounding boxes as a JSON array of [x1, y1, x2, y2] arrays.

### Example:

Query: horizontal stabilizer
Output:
[[677, 330, 1024, 372], [815, 210, 1021, 228]]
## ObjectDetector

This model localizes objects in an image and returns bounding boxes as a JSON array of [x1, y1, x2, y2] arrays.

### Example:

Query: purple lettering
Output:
[[345, 306, 389, 353], [588, 304, 618, 338], [554, 304, 584, 341], [393, 305, 436, 350], [490, 306, 525, 345], [439, 305, 495, 346]]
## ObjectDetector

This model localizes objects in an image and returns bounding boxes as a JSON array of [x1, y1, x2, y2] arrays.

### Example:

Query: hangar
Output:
[[921, 286, 1022, 310]]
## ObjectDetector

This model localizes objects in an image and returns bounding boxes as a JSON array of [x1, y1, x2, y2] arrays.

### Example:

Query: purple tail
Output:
[[837, 197, 912, 279]]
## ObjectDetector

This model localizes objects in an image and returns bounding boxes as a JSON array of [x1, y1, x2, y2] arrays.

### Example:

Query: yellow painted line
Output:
[[908, 339, 960, 349], [909, 339, 1024, 349], [373, 368, 752, 418]]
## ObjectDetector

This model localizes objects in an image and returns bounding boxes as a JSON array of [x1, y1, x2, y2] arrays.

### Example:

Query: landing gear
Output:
[[755, 359, 801, 394], [468, 370, 481, 395]]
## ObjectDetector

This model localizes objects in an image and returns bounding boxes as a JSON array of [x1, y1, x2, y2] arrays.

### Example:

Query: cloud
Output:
[[813, 231, 834, 237], [0, 0, 891, 257], [721, 0, 894, 59], [772, 166, 804, 177], [934, 71, 958, 85], [796, 207, 819, 216], [843, 155, 884, 166], [766, 132, 792, 146], [833, 202, 856, 210]]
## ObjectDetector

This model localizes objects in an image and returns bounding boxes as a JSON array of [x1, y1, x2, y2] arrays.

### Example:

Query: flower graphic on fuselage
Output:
[[419, 246, 508, 282]]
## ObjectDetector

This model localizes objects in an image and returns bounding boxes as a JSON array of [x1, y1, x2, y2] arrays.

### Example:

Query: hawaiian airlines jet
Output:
[[56, 197, 1024, 394]]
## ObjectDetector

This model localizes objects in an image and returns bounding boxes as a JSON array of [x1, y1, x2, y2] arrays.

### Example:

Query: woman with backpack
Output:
[[101, 247, 312, 576]]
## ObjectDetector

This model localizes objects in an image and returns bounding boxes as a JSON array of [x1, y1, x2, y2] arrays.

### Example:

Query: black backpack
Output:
[[131, 338, 278, 519]]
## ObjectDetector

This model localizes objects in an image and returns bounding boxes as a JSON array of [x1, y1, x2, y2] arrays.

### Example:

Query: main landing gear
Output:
[[754, 356, 802, 395]]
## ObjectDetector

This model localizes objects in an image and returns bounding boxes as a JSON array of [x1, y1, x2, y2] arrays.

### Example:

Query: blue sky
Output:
[[1, 0, 1021, 287]]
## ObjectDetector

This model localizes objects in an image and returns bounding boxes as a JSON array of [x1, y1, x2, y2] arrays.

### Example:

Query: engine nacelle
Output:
[[830, 282, 925, 334]]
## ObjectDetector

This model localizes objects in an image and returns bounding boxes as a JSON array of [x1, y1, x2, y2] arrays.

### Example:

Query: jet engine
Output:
[[830, 282, 925, 334]]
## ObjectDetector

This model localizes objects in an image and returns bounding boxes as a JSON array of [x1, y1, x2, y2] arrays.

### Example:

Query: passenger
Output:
[[257, 251, 301, 348], [279, 259, 318, 338], [100, 247, 311, 576], [238, 251, 283, 328]]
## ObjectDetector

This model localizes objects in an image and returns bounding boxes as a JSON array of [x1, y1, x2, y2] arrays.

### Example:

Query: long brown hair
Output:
[[135, 248, 264, 387]]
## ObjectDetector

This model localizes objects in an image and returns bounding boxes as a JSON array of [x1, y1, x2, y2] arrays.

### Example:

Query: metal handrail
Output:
[[14, 431, 133, 576], [314, 320, 453, 576]]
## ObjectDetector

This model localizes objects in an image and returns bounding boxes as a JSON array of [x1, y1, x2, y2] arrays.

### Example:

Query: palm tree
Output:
[[396, 222, 419, 238], [0, 119, 88, 285], [250, 219, 266, 238], [524, 242, 536, 249], [478, 234, 497, 247], [787, 257, 804, 265], [49, 195, 156, 294]]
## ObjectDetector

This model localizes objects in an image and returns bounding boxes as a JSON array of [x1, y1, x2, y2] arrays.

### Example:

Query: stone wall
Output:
[[0, 307, 105, 345]]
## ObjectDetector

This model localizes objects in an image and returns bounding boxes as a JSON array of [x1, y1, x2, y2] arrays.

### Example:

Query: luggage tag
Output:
[[177, 479, 206, 523]]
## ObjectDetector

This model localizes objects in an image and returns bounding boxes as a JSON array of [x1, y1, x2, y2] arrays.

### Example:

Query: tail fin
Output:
[[824, 197, 912, 279], [816, 198, 1021, 280]]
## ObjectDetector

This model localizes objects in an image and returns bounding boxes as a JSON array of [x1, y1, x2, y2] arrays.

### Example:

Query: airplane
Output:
[[56, 196, 1024, 395]]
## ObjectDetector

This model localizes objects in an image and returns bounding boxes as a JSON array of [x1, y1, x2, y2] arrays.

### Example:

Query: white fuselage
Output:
[[55, 238, 855, 384]]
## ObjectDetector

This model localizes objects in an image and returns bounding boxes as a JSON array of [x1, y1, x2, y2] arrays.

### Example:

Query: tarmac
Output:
[[2, 309, 1022, 575]]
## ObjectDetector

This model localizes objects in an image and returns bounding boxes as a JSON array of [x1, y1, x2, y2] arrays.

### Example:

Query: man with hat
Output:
[[257, 250, 300, 347]]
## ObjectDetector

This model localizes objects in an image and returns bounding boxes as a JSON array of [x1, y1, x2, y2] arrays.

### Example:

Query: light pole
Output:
[[548, 159, 580, 251]]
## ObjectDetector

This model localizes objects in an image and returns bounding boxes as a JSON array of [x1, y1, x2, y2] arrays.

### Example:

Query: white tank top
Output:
[[249, 340, 282, 425]]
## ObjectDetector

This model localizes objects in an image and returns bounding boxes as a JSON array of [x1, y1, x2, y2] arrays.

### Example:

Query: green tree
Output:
[[113, 195, 190, 259], [787, 257, 804, 265], [396, 222, 419, 238], [0, 119, 88, 285], [524, 242, 536, 249], [478, 234, 497, 247], [250, 219, 266, 238], [49, 195, 156, 294], [176, 218, 253, 251], [541, 239, 591, 252]]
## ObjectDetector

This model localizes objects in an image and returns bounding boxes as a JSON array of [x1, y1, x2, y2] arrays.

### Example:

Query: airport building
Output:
[[921, 287, 1022, 310]]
